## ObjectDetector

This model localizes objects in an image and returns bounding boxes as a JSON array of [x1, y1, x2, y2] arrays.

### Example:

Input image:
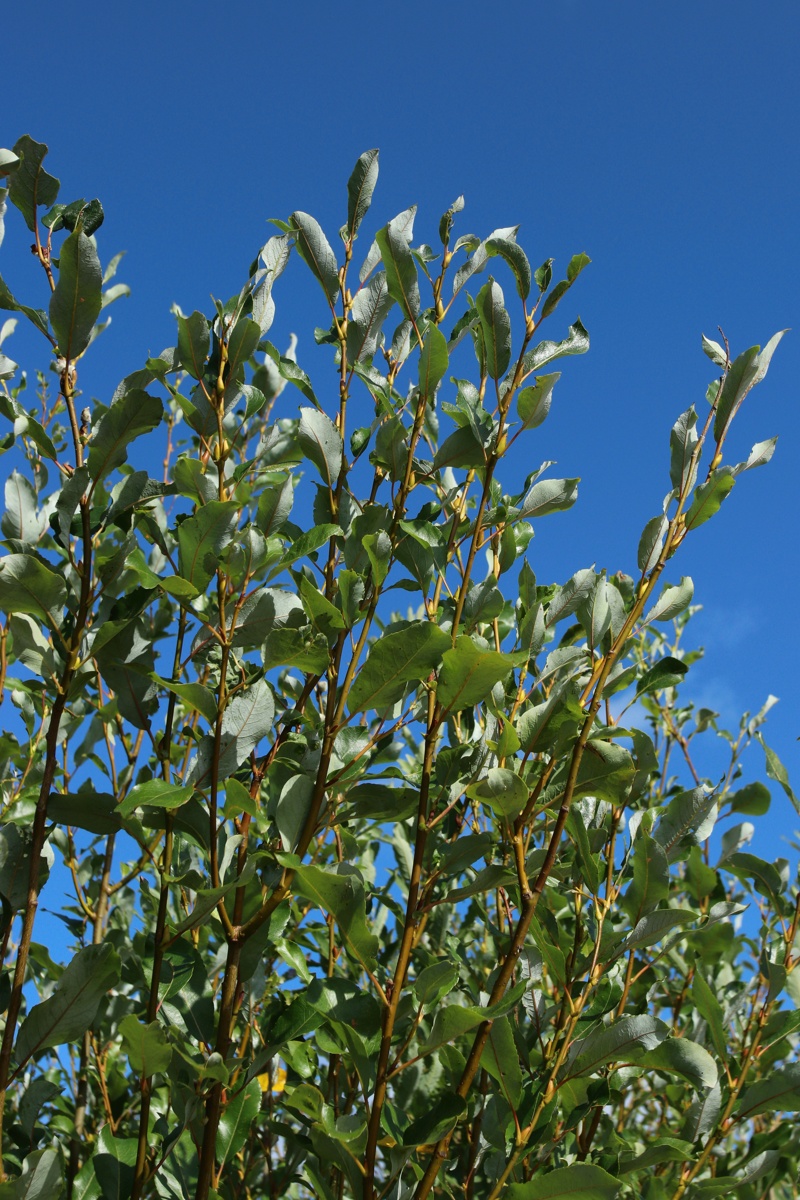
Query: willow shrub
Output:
[[0, 137, 797, 1200]]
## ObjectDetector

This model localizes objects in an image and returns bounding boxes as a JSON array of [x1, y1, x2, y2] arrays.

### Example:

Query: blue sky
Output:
[[3, 0, 798, 870]]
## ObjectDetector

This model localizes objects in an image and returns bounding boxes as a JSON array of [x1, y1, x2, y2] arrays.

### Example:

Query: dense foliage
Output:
[[0, 137, 798, 1200]]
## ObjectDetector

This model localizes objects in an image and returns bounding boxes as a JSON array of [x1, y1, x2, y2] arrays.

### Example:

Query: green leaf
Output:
[[117, 780, 194, 819], [291, 211, 339, 306], [216, 1078, 262, 1167], [637, 514, 668, 573], [264, 627, 330, 674], [257, 476, 294, 536], [730, 781, 771, 817], [3, 470, 42, 544], [346, 272, 394, 364], [725, 851, 786, 902], [87, 389, 163, 483], [563, 1015, 667, 1081], [419, 1004, 485, 1055], [519, 477, 579, 519], [540, 253, 591, 320], [413, 960, 459, 1007], [299, 575, 346, 632], [0, 1148, 63, 1200], [523, 318, 589, 373], [713, 344, 760, 443], [546, 568, 596, 627], [517, 373, 559, 430], [276, 776, 314, 853], [8, 136, 59, 232], [15, 943, 120, 1065], [226, 317, 260, 382], [177, 500, 239, 590], [684, 468, 735, 531], [49, 228, 103, 360], [643, 576, 694, 624], [437, 637, 520, 714], [621, 834, 669, 922], [0, 826, 49, 911], [277, 523, 341, 572], [635, 656, 689, 696], [119, 1014, 172, 1076], [476, 278, 511, 380], [149, 674, 218, 724], [347, 622, 450, 714], [506, 1163, 619, 1200], [757, 733, 800, 816], [376, 210, 420, 322], [466, 768, 528, 818], [298, 406, 343, 488], [402, 1094, 467, 1147], [438, 195, 464, 247], [345, 149, 379, 240], [654, 786, 718, 862], [480, 1014, 522, 1106], [486, 235, 531, 300], [736, 1063, 800, 1119], [47, 791, 122, 836], [680, 1081, 722, 1143], [623, 908, 697, 950], [92, 1125, 137, 1200], [189, 679, 274, 788], [418, 324, 448, 400], [292, 864, 378, 972], [641, 1035, 718, 1090], [176, 310, 210, 379], [0, 553, 66, 627], [670, 406, 699, 494]]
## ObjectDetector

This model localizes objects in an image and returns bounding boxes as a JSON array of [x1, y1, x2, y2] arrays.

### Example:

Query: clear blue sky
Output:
[[3, 1, 798, 865]]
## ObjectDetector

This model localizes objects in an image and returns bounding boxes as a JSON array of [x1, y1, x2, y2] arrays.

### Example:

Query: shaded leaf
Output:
[[217, 1078, 262, 1167], [50, 228, 103, 360], [119, 1014, 172, 1076], [15, 943, 120, 1065], [506, 1163, 619, 1200], [292, 864, 378, 972]]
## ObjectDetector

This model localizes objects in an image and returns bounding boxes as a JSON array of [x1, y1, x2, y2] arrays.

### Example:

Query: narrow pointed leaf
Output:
[[376, 211, 420, 322], [476, 278, 511, 380], [291, 211, 339, 306], [346, 149, 379, 240], [216, 1078, 262, 1167]]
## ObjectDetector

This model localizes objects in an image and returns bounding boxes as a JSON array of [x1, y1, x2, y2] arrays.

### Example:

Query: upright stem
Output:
[[0, 365, 92, 1173], [364, 695, 438, 1198]]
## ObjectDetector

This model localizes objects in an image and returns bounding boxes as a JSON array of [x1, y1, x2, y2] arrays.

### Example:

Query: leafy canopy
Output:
[[0, 137, 797, 1200]]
